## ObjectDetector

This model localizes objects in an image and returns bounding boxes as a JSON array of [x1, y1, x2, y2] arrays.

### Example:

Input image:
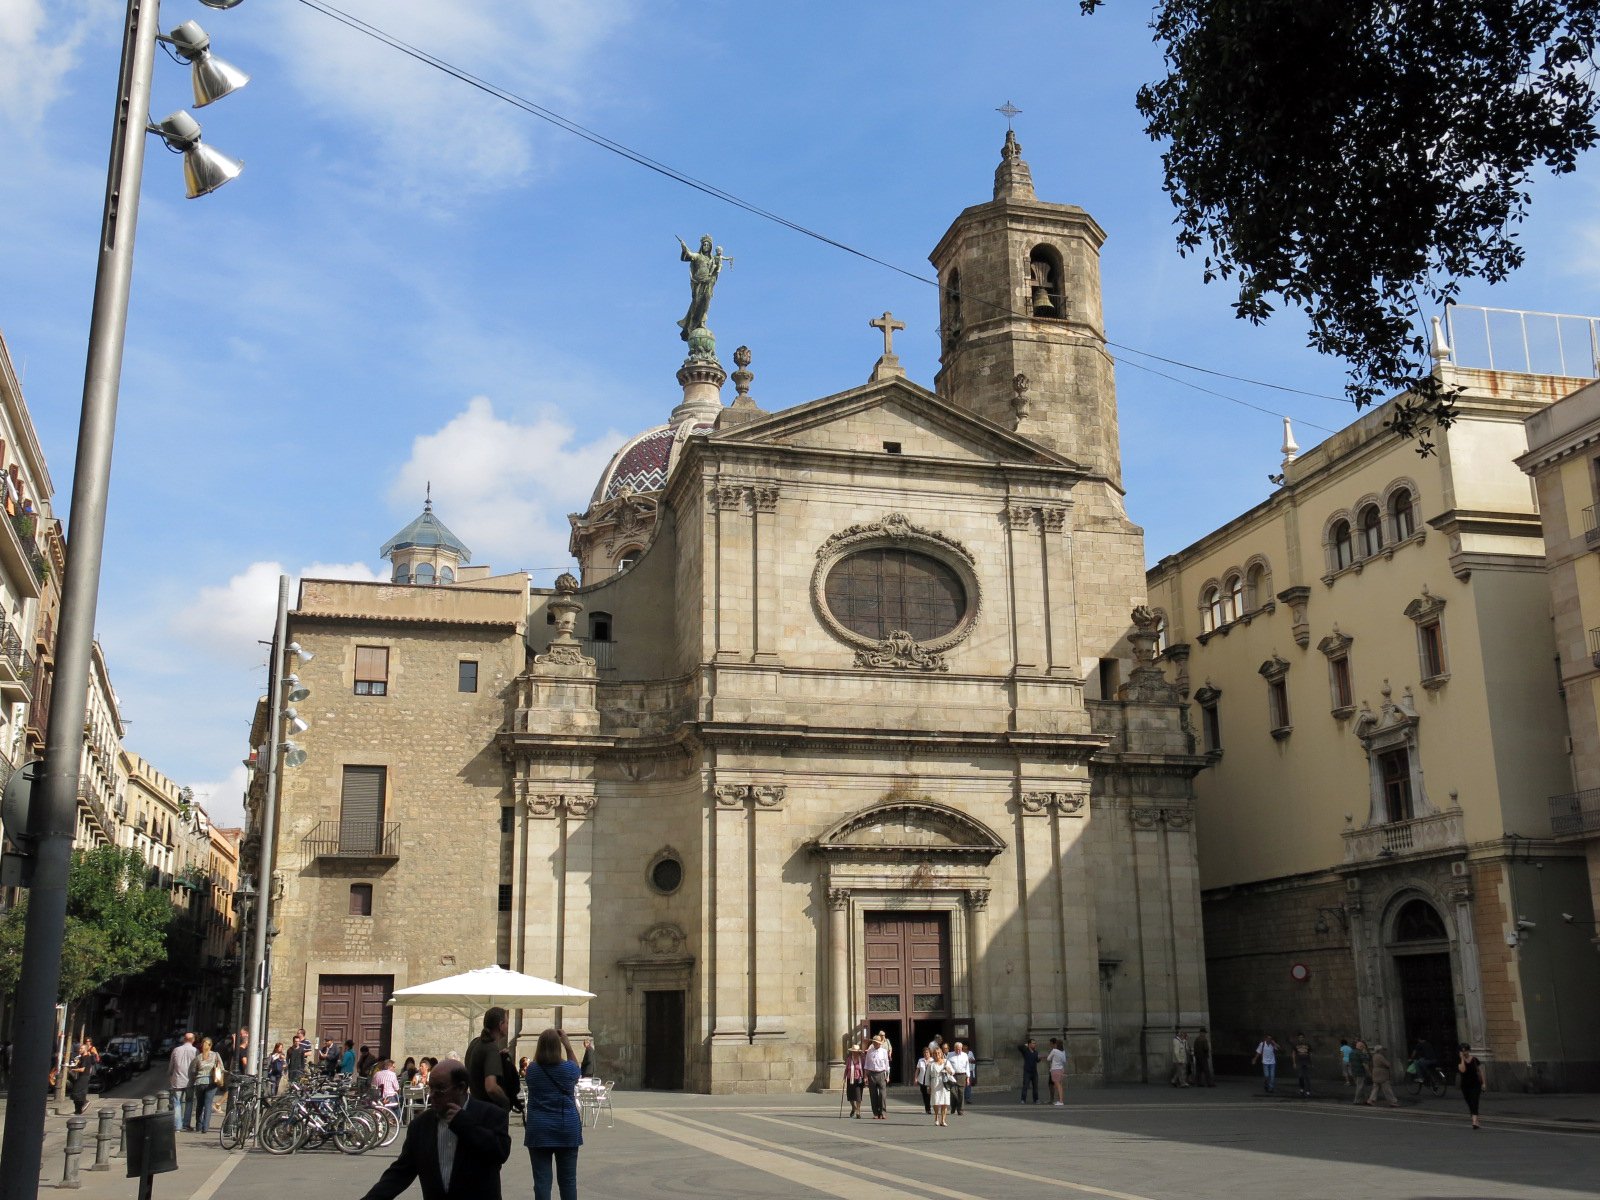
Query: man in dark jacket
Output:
[[358, 1059, 511, 1200], [1017, 1038, 1041, 1103]]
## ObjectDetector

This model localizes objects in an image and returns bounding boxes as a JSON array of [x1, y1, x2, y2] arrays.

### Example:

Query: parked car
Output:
[[106, 1035, 151, 1072], [89, 1051, 126, 1093]]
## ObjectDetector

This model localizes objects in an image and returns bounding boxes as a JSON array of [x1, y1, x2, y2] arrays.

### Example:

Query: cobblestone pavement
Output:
[[12, 1076, 1581, 1200]]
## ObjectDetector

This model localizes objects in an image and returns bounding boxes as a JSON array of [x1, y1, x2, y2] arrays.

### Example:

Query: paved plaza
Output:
[[15, 1074, 1600, 1200]]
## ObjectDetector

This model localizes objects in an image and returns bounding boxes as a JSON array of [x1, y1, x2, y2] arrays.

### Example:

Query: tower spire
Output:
[[994, 128, 1036, 202]]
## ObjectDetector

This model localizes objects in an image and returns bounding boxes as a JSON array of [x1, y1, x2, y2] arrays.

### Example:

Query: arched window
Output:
[[1359, 505, 1384, 557], [392, 564, 410, 584], [1154, 612, 1168, 656], [588, 611, 612, 642], [439, 566, 454, 584], [1392, 898, 1448, 942], [943, 269, 963, 347], [1201, 585, 1222, 633], [1331, 519, 1354, 570], [616, 547, 642, 570], [1027, 246, 1065, 317], [1390, 488, 1416, 540], [1225, 574, 1244, 623], [414, 563, 435, 585], [1245, 561, 1269, 610]]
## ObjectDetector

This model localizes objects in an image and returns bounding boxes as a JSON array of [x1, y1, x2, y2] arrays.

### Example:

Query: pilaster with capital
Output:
[[965, 887, 993, 1057], [752, 483, 781, 664], [1040, 505, 1080, 676], [1005, 504, 1047, 673], [1015, 790, 1065, 1029], [711, 483, 753, 662], [557, 792, 598, 1032], [827, 887, 851, 1075], [710, 783, 750, 1038]]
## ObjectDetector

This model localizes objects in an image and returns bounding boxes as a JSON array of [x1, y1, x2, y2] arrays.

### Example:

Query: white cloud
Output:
[[259, 0, 636, 201], [0, 0, 117, 124], [388, 396, 624, 572], [173, 558, 385, 668], [188, 764, 249, 828]]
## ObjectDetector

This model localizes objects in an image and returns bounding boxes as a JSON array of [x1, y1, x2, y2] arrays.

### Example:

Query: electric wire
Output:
[[292, 0, 1363, 433]]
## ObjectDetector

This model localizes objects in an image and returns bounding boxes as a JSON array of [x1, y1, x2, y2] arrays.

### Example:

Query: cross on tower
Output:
[[996, 100, 1022, 129], [869, 311, 905, 358]]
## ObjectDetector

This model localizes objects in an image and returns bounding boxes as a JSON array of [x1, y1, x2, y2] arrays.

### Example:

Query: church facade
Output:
[[260, 136, 1210, 1092]]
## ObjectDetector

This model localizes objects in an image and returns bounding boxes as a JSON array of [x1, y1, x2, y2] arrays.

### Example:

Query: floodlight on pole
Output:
[[0, 2, 249, 1195], [287, 642, 314, 663], [150, 110, 243, 199], [285, 674, 311, 703], [161, 21, 251, 107], [283, 709, 308, 735]]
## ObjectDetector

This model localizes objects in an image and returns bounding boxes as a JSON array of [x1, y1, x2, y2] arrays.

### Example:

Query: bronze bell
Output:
[[1031, 286, 1056, 317]]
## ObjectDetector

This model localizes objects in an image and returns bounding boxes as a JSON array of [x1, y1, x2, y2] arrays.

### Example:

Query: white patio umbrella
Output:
[[388, 965, 595, 1027]]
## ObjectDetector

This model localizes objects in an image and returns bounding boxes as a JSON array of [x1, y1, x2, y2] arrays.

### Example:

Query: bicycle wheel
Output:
[[1429, 1073, 1448, 1098], [259, 1111, 301, 1156], [1404, 1073, 1422, 1096], [218, 1102, 241, 1151], [333, 1110, 378, 1155], [371, 1105, 400, 1148]]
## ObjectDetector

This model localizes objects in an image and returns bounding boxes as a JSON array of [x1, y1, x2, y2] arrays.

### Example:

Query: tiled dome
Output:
[[589, 420, 714, 506]]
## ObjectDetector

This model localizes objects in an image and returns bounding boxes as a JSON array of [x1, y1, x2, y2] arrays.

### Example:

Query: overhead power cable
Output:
[[293, 0, 1361, 431]]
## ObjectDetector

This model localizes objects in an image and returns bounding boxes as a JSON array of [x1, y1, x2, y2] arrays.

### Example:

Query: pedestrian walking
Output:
[[929, 1047, 955, 1128], [169, 1033, 199, 1129], [947, 1042, 971, 1116], [358, 1058, 511, 1200], [68, 1038, 97, 1115], [843, 1038, 867, 1118], [864, 1031, 891, 1119], [523, 1029, 583, 1200], [1338, 1037, 1353, 1086], [1169, 1030, 1191, 1087], [1292, 1032, 1313, 1097], [193, 1037, 224, 1133], [1192, 1027, 1215, 1087], [1018, 1037, 1041, 1103], [915, 1046, 933, 1113], [1364, 1044, 1401, 1107], [1251, 1034, 1278, 1094], [1350, 1038, 1371, 1103], [1456, 1043, 1486, 1129], [1046, 1038, 1067, 1105]]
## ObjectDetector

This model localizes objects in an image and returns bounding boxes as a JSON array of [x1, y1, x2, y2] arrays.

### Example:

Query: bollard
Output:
[[116, 1101, 139, 1157], [140, 1094, 155, 1118], [154, 1092, 169, 1114], [59, 1115, 86, 1189], [90, 1108, 114, 1171]]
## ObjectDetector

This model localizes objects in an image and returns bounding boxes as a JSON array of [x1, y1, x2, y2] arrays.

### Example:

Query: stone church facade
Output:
[[261, 136, 1210, 1092]]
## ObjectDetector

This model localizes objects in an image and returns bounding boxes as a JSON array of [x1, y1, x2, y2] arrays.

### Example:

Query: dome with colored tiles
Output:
[[589, 419, 715, 507]]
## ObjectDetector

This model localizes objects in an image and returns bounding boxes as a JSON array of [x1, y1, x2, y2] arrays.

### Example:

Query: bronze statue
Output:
[[676, 235, 731, 341]]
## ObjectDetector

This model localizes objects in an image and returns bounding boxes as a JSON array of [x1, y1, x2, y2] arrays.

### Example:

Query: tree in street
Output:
[[1085, 0, 1600, 446]]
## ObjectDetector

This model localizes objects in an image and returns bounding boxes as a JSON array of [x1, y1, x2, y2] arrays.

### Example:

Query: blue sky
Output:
[[4, 0, 1600, 823]]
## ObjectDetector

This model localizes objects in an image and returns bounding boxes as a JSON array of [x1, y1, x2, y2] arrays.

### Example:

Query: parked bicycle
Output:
[[1404, 1058, 1449, 1097], [219, 1074, 264, 1150], [258, 1075, 383, 1155]]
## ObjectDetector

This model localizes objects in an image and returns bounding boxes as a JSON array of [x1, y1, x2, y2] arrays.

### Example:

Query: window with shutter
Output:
[[339, 766, 385, 853], [354, 646, 389, 696]]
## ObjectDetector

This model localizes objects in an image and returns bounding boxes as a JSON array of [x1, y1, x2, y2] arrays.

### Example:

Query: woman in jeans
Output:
[[192, 1037, 223, 1133], [523, 1028, 583, 1200]]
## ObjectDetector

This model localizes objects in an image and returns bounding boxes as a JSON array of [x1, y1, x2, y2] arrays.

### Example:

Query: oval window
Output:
[[824, 548, 966, 642], [650, 857, 683, 894]]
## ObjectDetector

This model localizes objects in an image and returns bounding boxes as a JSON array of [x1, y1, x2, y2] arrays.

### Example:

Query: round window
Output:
[[649, 856, 683, 894], [823, 548, 966, 642]]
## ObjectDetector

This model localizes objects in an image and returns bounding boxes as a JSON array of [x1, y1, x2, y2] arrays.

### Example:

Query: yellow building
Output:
[[1147, 324, 1600, 1089], [1517, 380, 1600, 953]]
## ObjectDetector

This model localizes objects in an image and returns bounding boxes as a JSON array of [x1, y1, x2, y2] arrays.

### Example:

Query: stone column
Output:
[[827, 886, 851, 1085], [522, 787, 563, 989], [965, 888, 992, 1067], [752, 486, 780, 665], [710, 784, 750, 1039], [1129, 805, 1173, 1081], [1017, 793, 1064, 1031], [1006, 506, 1046, 672], [709, 484, 749, 661], [1449, 881, 1488, 1052], [1051, 790, 1099, 1033], [751, 786, 787, 1041], [558, 793, 597, 1036], [510, 788, 530, 1035], [1039, 505, 1080, 677], [1162, 808, 1207, 1028]]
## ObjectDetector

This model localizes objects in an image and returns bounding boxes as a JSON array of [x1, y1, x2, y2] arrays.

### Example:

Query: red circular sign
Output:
[[1290, 963, 1310, 982]]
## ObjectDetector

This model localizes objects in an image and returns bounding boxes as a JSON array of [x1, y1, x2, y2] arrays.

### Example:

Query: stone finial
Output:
[[555, 572, 579, 594], [717, 344, 766, 428], [868, 312, 907, 382], [1281, 417, 1299, 469], [994, 129, 1037, 202], [1011, 372, 1031, 426], [1430, 315, 1452, 363]]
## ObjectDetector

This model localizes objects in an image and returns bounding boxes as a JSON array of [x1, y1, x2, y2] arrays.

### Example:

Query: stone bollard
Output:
[[58, 1115, 85, 1189], [140, 1094, 155, 1117], [154, 1092, 169, 1114], [90, 1108, 114, 1171], [116, 1101, 139, 1157]]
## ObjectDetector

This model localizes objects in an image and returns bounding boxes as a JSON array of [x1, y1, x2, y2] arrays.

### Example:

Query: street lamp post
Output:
[[0, 3, 244, 1197]]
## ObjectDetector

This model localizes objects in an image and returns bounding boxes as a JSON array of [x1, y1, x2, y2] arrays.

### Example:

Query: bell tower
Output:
[[930, 131, 1122, 492]]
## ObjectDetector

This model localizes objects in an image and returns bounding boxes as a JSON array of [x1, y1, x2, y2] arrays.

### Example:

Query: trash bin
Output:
[[123, 1113, 178, 1178]]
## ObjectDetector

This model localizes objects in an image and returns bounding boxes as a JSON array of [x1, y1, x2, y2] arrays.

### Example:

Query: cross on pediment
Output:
[[870, 311, 905, 358]]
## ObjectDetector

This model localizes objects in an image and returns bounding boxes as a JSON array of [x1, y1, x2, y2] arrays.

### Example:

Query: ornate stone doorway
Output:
[[642, 990, 686, 1090], [864, 912, 950, 1082], [1389, 898, 1458, 1053]]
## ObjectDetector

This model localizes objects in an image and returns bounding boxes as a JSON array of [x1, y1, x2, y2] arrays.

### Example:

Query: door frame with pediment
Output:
[[811, 797, 1005, 1088]]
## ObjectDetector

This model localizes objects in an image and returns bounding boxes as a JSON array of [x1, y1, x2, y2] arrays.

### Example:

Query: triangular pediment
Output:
[[712, 377, 1077, 471], [812, 799, 1005, 861]]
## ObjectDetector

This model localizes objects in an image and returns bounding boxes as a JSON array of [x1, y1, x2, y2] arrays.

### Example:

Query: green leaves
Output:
[[1089, 0, 1600, 445], [0, 846, 174, 1003]]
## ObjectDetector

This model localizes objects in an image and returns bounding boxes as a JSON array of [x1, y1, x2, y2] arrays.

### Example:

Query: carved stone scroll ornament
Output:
[[1162, 808, 1193, 831], [713, 784, 747, 809], [533, 642, 592, 668], [1020, 791, 1087, 817], [752, 784, 787, 809], [640, 922, 688, 957], [713, 783, 787, 808], [855, 630, 948, 672], [815, 512, 973, 562], [529, 793, 560, 818], [1129, 806, 1163, 830]]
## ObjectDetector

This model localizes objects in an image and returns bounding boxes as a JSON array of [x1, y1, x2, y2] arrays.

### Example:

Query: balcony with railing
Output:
[[1342, 807, 1466, 863], [302, 819, 400, 860], [0, 619, 30, 698], [1585, 504, 1600, 548], [76, 780, 114, 843], [0, 509, 43, 599], [1551, 788, 1600, 836]]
